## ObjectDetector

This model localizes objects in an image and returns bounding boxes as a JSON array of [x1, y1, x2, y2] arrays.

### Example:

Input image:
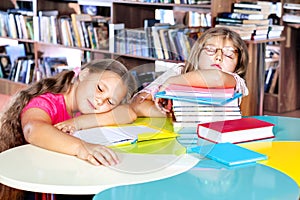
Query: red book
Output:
[[197, 118, 275, 144], [164, 84, 235, 98]]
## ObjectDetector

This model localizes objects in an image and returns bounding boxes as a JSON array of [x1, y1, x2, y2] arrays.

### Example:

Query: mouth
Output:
[[87, 99, 96, 110], [211, 64, 222, 70]]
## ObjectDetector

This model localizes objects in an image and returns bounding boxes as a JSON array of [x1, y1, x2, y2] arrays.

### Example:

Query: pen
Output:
[[112, 138, 133, 144]]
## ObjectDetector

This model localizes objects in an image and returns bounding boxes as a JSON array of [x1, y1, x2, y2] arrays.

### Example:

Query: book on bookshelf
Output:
[[282, 3, 300, 23], [70, 13, 92, 48], [216, 17, 270, 26], [58, 16, 74, 47], [108, 23, 125, 53], [38, 10, 59, 44], [89, 16, 109, 50], [151, 24, 171, 59], [197, 118, 275, 144], [233, 2, 262, 10], [218, 12, 264, 20]]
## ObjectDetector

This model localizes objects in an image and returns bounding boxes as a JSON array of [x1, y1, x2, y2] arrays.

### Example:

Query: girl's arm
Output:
[[21, 108, 119, 166], [161, 69, 236, 91], [55, 104, 137, 133], [130, 92, 166, 117]]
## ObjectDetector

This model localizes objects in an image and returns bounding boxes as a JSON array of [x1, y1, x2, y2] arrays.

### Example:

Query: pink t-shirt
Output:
[[22, 93, 71, 125]]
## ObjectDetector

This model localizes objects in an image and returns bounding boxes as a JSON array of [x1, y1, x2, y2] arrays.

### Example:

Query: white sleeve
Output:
[[133, 64, 183, 101], [230, 73, 249, 97]]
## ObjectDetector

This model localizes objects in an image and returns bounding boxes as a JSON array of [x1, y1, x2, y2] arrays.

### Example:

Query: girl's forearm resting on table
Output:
[[130, 97, 166, 117], [22, 119, 87, 156], [21, 108, 119, 166], [164, 70, 236, 89], [74, 104, 137, 130]]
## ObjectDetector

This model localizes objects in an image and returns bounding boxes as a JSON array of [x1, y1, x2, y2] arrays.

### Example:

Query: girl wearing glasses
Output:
[[131, 27, 249, 116]]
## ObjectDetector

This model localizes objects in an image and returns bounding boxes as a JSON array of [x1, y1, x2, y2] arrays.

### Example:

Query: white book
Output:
[[173, 106, 240, 112], [172, 98, 239, 107], [174, 115, 241, 122], [33, 16, 40, 41], [173, 111, 241, 116], [108, 23, 125, 53], [234, 3, 262, 10]]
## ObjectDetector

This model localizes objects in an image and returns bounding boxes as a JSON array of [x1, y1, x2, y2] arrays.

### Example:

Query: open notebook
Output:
[[73, 124, 179, 147]]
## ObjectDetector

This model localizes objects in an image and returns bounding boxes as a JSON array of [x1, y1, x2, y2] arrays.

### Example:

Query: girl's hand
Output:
[[154, 80, 173, 114], [154, 98, 173, 114], [54, 119, 77, 135], [78, 142, 119, 166]]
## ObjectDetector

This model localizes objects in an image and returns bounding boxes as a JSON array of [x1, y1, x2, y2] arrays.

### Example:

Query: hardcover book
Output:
[[197, 118, 275, 144]]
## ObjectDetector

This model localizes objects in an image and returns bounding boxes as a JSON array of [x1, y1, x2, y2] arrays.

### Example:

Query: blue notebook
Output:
[[155, 91, 242, 106], [188, 142, 268, 167]]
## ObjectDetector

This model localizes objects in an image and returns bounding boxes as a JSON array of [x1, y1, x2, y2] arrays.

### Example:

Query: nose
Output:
[[95, 94, 105, 106], [215, 49, 223, 62]]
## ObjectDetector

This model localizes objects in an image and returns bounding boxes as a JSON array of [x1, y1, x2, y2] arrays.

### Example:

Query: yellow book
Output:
[[70, 14, 91, 47]]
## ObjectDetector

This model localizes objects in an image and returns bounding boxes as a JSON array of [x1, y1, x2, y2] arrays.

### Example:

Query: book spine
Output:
[[218, 12, 263, 20]]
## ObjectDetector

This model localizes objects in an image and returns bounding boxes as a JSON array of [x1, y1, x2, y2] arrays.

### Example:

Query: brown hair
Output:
[[183, 27, 249, 78]]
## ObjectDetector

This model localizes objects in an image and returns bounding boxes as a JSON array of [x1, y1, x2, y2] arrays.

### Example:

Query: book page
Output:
[[73, 125, 167, 146]]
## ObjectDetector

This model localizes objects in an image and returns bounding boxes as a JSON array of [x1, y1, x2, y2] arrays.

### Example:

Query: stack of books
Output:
[[282, 3, 300, 24], [155, 84, 242, 132], [215, 1, 284, 40]]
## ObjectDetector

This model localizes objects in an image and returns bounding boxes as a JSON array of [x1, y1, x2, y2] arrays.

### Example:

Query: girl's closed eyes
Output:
[[202, 45, 238, 59]]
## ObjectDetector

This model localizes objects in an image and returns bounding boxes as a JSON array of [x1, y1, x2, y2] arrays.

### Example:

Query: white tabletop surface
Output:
[[0, 144, 199, 194]]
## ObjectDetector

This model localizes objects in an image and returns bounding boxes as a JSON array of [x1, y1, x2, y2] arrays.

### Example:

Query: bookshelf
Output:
[[0, 0, 299, 116]]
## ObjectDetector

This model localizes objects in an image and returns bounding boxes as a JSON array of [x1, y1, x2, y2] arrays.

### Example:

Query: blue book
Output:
[[188, 142, 267, 167], [155, 91, 242, 106]]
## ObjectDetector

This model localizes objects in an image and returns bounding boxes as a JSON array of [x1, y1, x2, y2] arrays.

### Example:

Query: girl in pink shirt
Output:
[[1, 59, 137, 167]]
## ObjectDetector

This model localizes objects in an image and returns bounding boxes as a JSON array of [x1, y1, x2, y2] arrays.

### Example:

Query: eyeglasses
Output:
[[202, 46, 238, 59]]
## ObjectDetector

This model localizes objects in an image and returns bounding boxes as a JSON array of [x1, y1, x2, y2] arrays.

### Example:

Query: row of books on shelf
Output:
[[111, 22, 209, 61], [0, 54, 70, 84], [129, 0, 210, 5], [282, 3, 300, 24], [0, 10, 110, 50], [215, 1, 284, 40], [0, 8, 212, 61]]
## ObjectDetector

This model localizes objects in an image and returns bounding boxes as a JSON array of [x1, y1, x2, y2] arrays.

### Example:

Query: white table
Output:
[[0, 144, 199, 194]]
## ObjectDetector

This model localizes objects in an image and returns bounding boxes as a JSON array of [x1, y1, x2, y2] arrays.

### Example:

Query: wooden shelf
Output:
[[1, 0, 299, 116]]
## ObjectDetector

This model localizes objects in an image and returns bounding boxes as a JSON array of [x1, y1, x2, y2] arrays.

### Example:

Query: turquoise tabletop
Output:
[[93, 160, 299, 200], [93, 116, 300, 200]]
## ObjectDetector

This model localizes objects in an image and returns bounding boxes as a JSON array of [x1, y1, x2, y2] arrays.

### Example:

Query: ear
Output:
[[78, 68, 89, 81]]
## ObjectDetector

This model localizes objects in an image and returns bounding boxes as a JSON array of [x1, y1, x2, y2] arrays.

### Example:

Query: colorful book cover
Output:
[[155, 91, 242, 106], [188, 142, 268, 166]]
